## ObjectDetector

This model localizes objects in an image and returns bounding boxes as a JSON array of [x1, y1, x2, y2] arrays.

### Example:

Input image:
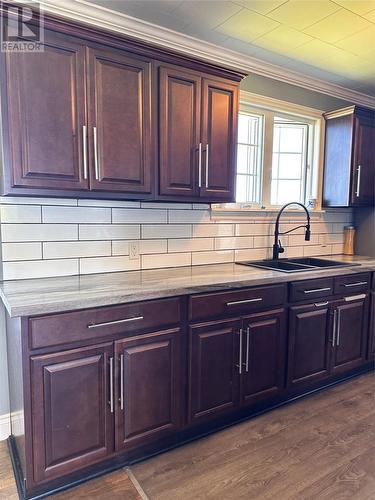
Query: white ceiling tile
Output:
[[333, 1, 375, 15], [267, 0, 341, 30], [216, 8, 280, 42], [233, 0, 288, 14], [172, 1, 242, 30]]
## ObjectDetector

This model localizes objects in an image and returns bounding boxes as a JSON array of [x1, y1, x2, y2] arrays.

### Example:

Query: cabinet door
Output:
[[331, 298, 368, 374], [368, 292, 375, 360], [87, 47, 152, 194], [241, 309, 286, 406], [115, 328, 182, 451], [189, 318, 241, 423], [159, 66, 201, 198], [351, 114, 375, 206], [288, 304, 332, 387], [30, 343, 113, 483], [200, 78, 238, 202], [3, 31, 88, 191]]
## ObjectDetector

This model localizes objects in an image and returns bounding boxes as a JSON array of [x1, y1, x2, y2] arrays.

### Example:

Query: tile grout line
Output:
[[125, 467, 150, 500]]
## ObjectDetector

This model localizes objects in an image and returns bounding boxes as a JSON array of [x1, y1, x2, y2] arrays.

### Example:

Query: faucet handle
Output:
[[278, 240, 285, 254]]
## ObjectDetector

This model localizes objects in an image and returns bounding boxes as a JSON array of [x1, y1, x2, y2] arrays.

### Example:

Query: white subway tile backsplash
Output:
[[303, 245, 332, 257], [1, 205, 41, 223], [142, 224, 191, 239], [2, 242, 42, 261], [79, 224, 140, 241], [113, 208, 167, 224], [141, 202, 192, 209], [112, 240, 168, 256], [43, 206, 111, 224], [169, 210, 211, 224], [1, 224, 78, 242], [192, 250, 234, 266], [80, 256, 141, 274], [142, 252, 191, 270], [235, 223, 272, 236], [192, 223, 234, 238], [253, 235, 276, 248], [0, 196, 77, 206], [288, 234, 319, 246], [234, 248, 270, 261], [319, 233, 344, 245], [43, 241, 111, 259], [3, 259, 78, 280], [78, 199, 140, 208], [214, 237, 253, 250], [168, 238, 214, 253]]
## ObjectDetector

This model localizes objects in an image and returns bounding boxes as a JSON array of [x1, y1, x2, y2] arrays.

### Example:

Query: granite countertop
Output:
[[0, 255, 374, 318]]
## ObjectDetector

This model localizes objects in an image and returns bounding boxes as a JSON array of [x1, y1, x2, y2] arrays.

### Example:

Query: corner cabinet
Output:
[[323, 106, 375, 207], [0, 12, 244, 202]]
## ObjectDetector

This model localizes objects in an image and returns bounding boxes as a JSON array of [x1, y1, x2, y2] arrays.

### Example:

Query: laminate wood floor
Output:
[[0, 373, 374, 499]]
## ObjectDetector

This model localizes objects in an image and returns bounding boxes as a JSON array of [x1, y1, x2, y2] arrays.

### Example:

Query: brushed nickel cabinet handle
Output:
[[198, 143, 203, 188], [315, 301, 329, 307], [332, 309, 337, 347], [245, 326, 250, 373], [109, 357, 114, 414], [304, 287, 331, 294], [336, 309, 341, 346], [120, 354, 124, 411], [344, 281, 367, 287], [205, 143, 209, 189], [93, 126, 99, 180], [344, 294, 366, 302], [355, 165, 361, 197], [82, 125, 88, 180], [88, 316, 144, 329], [236, 328, 243, 375], [227, 298, 263, 306]]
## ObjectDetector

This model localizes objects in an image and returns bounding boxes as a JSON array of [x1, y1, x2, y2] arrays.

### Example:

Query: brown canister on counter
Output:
[[343, 225, 356, 255]]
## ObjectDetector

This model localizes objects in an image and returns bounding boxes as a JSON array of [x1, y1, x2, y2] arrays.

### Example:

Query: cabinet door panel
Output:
[[159, 66, 201, 197], [241, 309, 286, 406], [201, 79, 238, 201], [88, 48, 152, 194], [31, 343, 113, 483], [332, 299, 368, 374], [368, 292, 375, 360], [351, 115, 375, 206], [115, 328, 182, 451], [189, 318, 241, 423], [288, 304, 332, 387], [4, 32, 88, 190]]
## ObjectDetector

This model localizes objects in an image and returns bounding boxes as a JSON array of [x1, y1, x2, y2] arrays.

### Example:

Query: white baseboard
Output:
[[0, 412, 10, 441]]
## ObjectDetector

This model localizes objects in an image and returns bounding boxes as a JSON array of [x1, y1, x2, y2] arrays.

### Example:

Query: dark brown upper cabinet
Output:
[[323, 106, 375, 207], [158, 66, 238, 202]]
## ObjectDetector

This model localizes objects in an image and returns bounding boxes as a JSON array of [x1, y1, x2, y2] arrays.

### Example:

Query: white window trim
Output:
[[212, 90, 326, 216]]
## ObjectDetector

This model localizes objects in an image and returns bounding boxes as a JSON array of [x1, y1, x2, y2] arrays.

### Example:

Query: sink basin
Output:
[[237, 257, 359, 273]]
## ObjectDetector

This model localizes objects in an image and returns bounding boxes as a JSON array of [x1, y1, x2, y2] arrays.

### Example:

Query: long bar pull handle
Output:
[[344, 294, 366, 302], [120, 354, 124, 411], [198, 143, 202, 188], [355, 165, 361, 197], [237, 329, 243, 375], [93, 126, 99, 180], [227, 298, 263, 306], [332, 309, 337, 347], [336, 309, 341, 346], [109, 357, 114, 414], [344, 281, 367, 288], [82, 125, 88, 180], [304, 287, 331, 294], [88, 316, 144, 329], [245, 327, 250, 373], [205, 143, 209, 189]]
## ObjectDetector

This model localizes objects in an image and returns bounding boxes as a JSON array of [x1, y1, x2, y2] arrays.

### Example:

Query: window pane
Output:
[[277, 153, 303, 179], [271, 180, 301, 205], [238, 114, 249, 144], [237, 144, 249, 174], [236, 174, 248, 202], [276, 126, 304, 153]]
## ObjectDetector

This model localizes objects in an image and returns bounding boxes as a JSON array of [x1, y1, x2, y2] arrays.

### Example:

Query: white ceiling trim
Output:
[[36, 0, 375, 109]]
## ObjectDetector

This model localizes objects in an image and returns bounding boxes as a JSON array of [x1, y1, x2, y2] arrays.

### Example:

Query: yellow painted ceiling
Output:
[[91, 0, 375, 96]]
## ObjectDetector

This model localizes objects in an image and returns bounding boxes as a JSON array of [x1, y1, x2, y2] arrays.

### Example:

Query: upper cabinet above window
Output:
[[323, 106, 375, 208]]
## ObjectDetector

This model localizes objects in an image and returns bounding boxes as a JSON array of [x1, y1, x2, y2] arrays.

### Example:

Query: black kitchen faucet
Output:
[[272, 202, 311, 260]]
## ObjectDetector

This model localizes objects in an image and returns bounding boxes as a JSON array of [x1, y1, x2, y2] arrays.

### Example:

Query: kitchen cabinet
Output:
[[368, 291, 375, 360], [158, 68, 238, 202], [115, 328, 182, 451], [30, 343, 114, 483], [323, 106, 375, 207]]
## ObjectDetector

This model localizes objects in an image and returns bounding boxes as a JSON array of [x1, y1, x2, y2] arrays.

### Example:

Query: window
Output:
[[234, 96, 321, 210]]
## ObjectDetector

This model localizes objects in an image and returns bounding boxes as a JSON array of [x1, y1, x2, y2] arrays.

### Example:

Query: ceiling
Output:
[[88, 0, 375, 97]]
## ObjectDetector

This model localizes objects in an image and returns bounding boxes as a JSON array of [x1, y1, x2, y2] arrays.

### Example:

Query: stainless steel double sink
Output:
[[237, 257, 359, 273]]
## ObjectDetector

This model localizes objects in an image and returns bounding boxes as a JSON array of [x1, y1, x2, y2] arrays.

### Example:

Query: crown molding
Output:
[[31, 0, 375, 109]]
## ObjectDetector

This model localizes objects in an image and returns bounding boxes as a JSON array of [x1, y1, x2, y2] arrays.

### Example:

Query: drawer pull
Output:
[[227, 298, 263, 306], [303, 287, 331, 294], [109, 357, 114, 414], [88, 316, 144, 329], [315, 301, 329, 307], [236, 329, 243, 375], [120, 354, 124, 411], [344, 294, 366, 302], [344, 281, 367, 287]]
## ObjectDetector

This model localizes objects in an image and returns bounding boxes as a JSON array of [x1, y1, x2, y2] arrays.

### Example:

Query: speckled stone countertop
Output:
[[0, 255, 374, 318]]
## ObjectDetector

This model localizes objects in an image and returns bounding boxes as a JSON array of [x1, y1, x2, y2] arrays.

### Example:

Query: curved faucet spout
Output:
[[273, 202, 311, 260]]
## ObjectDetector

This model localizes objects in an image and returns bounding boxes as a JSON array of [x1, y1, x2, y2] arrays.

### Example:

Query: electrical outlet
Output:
[[129, 241, 140, 260]]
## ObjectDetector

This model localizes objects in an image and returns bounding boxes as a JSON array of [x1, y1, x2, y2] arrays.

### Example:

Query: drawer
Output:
[[29, 297, 181, 349], [189, 284, 286, 322], [289, 277, 334, 303], [334, 273, 370, 295]]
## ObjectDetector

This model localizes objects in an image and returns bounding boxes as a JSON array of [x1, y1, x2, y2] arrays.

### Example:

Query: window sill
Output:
[[211, 204, 325, 220]]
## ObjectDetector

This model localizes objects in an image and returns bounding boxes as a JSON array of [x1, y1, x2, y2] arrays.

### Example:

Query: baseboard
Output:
[[0, 412, 10, 441]]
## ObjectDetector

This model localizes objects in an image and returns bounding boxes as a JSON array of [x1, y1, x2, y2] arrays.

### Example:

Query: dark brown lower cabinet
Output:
[[30, 343, 114, 483], [188, 318, 241, 423], [115, 328, 182, 451], [368, 292, 375, 360], [241, 308, 286, 406], [288, 303, 332, 387]]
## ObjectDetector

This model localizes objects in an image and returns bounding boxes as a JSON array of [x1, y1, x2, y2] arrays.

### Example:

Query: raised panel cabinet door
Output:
[[331, 298, 369, 374], [200, 78, 238, 201], [30, 343, 114, 483], [368, 292, 375, 360], [87, 47, 152, 194], [115, 328, 182, 451], [3, 31, 88, 191], [241, 308, 286, 407], [188, 318, 241, 423], [288, 303, 332, 387], [351, 114, 375, 206], [159, 66, 201, 198]]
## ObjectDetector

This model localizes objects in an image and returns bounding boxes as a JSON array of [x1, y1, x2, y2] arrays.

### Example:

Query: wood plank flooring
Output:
[[0, 373, 373, 499]]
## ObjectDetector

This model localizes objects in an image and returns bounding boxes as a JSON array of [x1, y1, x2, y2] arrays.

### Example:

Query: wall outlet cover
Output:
[[129, 241, 140, 260]]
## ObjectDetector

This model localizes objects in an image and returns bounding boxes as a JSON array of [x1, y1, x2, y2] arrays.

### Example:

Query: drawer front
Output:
[[30, 297, 181, 349], [334, 273, 370, 295], [189, 285, 286, 322], [289, 278, 334, 303]]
